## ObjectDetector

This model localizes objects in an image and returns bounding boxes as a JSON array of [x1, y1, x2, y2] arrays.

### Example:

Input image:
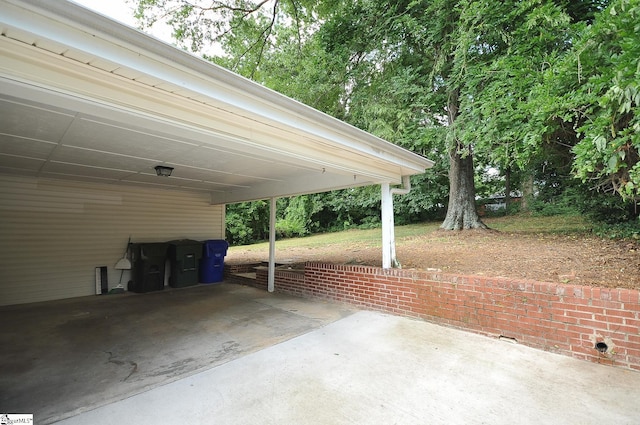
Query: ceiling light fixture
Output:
[[154, 165, 174, 177]]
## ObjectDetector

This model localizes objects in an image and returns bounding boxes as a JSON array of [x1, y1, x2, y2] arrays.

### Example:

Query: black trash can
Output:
[[128, 242, 168, 293], [168, 239, 203, 288], [199, 240, 229, 283]]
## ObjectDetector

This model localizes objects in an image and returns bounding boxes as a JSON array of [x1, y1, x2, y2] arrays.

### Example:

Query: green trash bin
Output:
[[168, 239, 203, 288], [128, 242, 169, 293]]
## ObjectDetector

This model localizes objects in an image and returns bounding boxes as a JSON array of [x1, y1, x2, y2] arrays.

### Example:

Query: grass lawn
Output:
[[228, 213, 592, 254]]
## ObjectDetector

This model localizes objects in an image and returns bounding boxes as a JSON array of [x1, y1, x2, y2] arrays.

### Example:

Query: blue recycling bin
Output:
[[199, 240, 229, 283]]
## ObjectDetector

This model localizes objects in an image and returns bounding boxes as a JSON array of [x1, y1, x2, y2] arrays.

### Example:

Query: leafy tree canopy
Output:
[[544, 0, 640, 200], [130, 0, 638, 242]]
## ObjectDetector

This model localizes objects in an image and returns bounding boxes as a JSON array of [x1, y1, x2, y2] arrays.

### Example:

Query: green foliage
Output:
[[455, 0, 575, 175], [537, 0, 640, 199], [133, 0, 320, 62], [591, 220, 640, 239], [225, 201, 270, 245], [583, 192, 638, 223], [314, 186, 381, 231], [275, 195, 316, 238], [530, 179, 639, 224], [131, 0, 640, 241], [529, 195, 582, 217], [394, 172, 449, 224]]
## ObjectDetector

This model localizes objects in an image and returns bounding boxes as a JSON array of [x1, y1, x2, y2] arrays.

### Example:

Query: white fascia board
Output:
[[1, 0, 434, 175]]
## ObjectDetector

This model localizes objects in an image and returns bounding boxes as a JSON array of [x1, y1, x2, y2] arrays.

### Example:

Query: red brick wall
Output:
[[253, 267, 304, 294], [225, 263, 258, 274], [269, 262, 640, 371]]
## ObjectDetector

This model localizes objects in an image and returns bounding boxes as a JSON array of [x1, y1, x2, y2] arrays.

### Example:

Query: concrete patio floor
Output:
[[2, 282, 639, 424], [0, 282, 354, 424]]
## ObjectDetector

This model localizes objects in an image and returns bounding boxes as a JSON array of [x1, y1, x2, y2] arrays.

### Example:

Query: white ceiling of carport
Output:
[[0, 0, 433, 205]]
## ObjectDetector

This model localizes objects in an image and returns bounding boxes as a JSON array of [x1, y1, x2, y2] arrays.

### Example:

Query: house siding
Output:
[[0, 175, 224, 305]]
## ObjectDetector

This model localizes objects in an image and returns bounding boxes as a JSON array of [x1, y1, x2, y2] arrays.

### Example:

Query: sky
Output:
[[72, 0, 137, 26], [71, 0, 224, 56], [71, 0, 173, 42]]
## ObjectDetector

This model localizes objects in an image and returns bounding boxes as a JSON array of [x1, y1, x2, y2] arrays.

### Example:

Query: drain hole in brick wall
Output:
[[595, 342, 608, 353], [499, 335, 517, 344]]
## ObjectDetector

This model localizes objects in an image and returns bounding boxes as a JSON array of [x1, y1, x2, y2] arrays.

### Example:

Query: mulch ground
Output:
[[226, 229, 640, 290]]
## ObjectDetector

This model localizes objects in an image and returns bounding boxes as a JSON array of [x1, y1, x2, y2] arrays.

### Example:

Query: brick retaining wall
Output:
[[256, 262, 640, 371]]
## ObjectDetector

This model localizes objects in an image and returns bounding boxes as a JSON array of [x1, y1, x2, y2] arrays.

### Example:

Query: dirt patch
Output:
[[226, 229, 640, 290]]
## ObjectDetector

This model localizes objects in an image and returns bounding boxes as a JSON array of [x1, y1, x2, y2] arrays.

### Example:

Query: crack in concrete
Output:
[[105, 351, 138, 382]]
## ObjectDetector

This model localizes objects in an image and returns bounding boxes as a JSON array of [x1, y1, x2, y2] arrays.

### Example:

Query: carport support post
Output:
[[268, 197, 276, 292], [382, 177, 411, 268], [381, 183, 395, 269]]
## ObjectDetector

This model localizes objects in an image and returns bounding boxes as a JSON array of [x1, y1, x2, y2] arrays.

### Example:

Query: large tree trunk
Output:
[[520, 172, 534, 212], [440, 88, 487, 230], [440, 147, 487, 230]]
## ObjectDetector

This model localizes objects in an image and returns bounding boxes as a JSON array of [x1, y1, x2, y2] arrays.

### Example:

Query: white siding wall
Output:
[[0, 175, 225, 305]]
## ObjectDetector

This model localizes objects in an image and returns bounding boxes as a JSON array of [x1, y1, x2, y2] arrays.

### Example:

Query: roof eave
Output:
[[7, 0, 434, 173]]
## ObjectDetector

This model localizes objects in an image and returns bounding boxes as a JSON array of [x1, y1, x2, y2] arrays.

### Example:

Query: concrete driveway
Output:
[[2, 282, 639, 424], [0, 282, 354, 424]]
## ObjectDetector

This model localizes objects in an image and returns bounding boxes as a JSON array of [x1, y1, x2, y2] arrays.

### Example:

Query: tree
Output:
[[313, 1, 593, 229], [310, 0, 490, 230], [133, 0, 312, 63], [225, 200, 270, 244], [516, 0, 639, 225], [131, 0, 628, 237], [454, 1, 580, 214], [130, 0, 453, 236], [555, 0, 639, 200]]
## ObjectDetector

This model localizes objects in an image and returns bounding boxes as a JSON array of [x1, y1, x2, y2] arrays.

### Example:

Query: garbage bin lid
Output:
[[204, 239, 229, 248], [168, 239, 203, 246], [202, 240, 228, 257], [137, 242, 169, 259]]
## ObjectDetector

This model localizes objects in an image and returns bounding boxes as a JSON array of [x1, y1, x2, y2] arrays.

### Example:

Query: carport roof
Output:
[[0, 0, 433, 205]]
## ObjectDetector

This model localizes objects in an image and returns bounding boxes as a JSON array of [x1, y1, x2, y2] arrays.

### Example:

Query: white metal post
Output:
[[382, 177, 412, 268], [381, 183, 393, 269], [268, 197, 276, 292]]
